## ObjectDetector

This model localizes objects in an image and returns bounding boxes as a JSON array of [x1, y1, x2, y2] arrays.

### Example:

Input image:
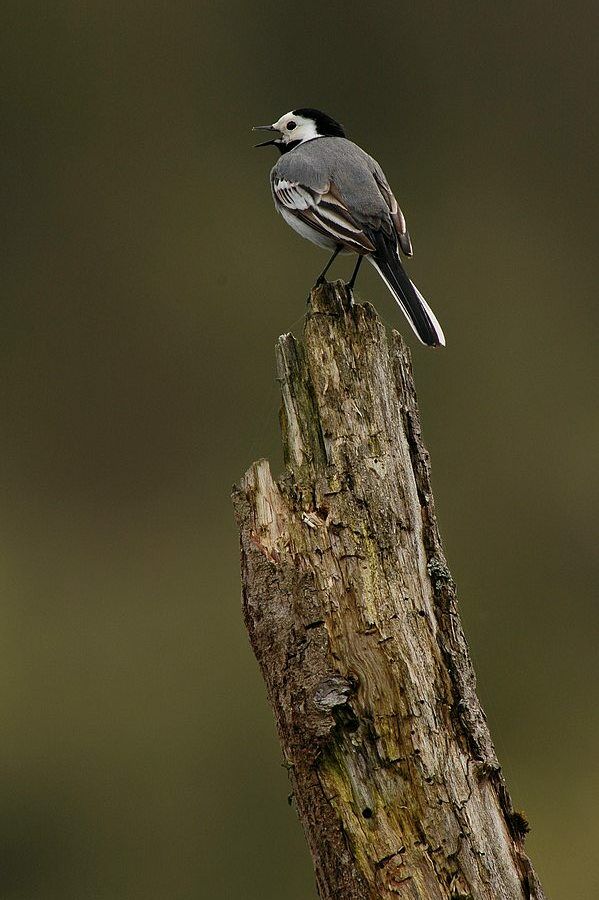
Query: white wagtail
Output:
[[253, 108, 445, 347]]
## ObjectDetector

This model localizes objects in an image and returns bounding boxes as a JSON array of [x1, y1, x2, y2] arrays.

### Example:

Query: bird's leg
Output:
[[346, 254, 363, 291], [314, 246, 341, 286]]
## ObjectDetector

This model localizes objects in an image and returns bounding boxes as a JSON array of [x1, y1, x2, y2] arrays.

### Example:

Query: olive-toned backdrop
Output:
[[3, 3, 598, 898]]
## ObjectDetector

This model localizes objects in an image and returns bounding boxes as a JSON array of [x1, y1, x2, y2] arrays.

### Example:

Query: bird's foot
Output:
[[307, 276, 327, 302]]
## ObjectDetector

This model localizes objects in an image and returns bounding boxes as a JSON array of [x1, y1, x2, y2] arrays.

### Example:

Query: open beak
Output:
[[252, 124, 279, 148]]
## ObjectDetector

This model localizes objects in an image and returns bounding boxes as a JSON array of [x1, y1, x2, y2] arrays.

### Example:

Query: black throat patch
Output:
[[276, 139, 301, 155]]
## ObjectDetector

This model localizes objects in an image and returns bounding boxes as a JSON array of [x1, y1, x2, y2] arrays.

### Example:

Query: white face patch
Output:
[[272, 111, 319, 146]]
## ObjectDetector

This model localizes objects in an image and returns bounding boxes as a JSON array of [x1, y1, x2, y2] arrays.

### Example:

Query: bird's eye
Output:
[[287, 121, 296, 130]]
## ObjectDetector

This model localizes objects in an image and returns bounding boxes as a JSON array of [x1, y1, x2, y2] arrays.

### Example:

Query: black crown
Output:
[[292, 108, 346, 138]]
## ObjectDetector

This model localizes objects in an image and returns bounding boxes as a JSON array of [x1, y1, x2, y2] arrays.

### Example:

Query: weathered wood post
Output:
[[232, 282, 545, 900]]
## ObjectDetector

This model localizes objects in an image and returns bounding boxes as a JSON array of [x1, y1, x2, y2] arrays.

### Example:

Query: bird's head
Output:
[[253, 108, 345, 154]]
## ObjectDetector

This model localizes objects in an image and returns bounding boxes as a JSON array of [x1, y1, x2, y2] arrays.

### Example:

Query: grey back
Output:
[[271, 138, 395, 231]]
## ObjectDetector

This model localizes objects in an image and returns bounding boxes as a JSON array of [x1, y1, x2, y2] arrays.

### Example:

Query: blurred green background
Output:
[[3, 2, 598, 898]]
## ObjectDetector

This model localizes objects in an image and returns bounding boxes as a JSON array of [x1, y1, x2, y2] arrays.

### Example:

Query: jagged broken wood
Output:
[[232, 282, 545, 900]]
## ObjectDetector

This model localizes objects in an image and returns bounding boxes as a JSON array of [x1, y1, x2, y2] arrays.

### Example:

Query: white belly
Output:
[[279, 205, 339, 251]]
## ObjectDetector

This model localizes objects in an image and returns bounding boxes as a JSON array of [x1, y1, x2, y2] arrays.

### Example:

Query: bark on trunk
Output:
[[232, 281, 545, 900]]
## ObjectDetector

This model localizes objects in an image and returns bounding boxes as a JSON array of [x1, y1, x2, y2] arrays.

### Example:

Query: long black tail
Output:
[[368, 237, 445, 347]]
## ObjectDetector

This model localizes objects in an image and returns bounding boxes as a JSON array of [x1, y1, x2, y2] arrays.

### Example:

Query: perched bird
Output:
[[253, 108, 445, 347]]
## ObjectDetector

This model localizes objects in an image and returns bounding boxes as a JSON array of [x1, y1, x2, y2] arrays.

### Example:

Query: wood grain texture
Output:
[[232, 281, 545, 900]]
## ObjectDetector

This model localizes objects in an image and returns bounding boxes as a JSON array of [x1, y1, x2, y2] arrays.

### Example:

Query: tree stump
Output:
[[232, 281, 545, 900]]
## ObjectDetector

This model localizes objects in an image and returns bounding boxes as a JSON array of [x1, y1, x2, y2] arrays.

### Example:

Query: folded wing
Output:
[[272, 178, 376, 254], [371, 165, 413, 257]]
